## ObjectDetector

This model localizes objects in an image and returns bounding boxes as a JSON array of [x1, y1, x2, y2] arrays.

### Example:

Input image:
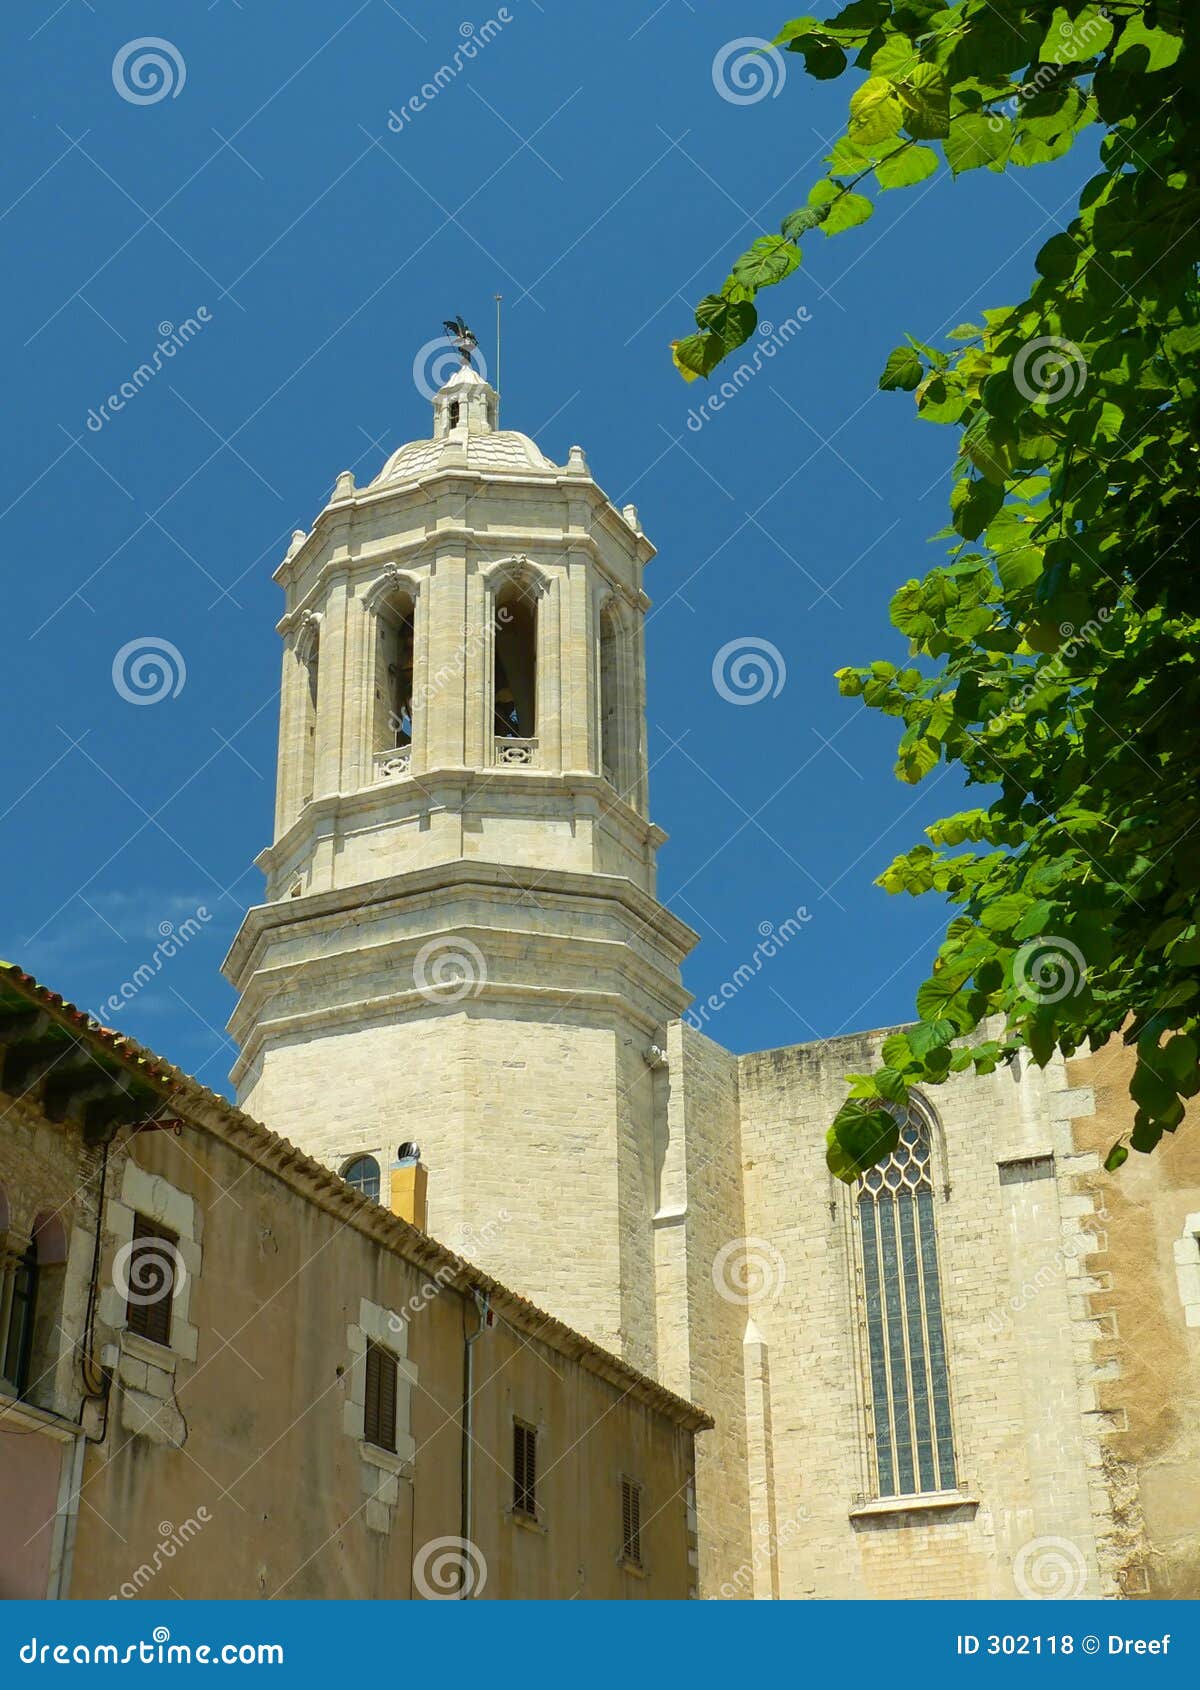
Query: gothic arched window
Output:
[[856, 1104, 956, 1498], [341, 1156, 381, 1204], [372, 586, 416, 761], [493, 577, 537, 747], [298, 623, 320, 806], [598, 599, 622, 792]]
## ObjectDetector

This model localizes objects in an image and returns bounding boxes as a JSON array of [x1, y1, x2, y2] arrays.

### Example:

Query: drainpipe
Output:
[[460, 1287, 490, 1598]]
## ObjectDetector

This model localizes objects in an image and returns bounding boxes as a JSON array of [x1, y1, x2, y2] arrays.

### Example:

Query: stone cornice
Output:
[[275, 470, 655, 588], [227, 974, 685, 1083], [222, 857, 699, 989], [254, 765, 668, 878]]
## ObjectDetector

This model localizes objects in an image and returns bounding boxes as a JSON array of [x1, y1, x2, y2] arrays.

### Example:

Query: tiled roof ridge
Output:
[[0, 962, 711, 1432]]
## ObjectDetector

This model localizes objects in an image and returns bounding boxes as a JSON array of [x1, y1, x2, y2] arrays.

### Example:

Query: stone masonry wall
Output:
[[734, 1029, 1105, 1599]]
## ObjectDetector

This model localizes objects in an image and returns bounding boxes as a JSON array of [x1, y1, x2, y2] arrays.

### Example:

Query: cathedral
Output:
[[217, 353, 1198, 1602]]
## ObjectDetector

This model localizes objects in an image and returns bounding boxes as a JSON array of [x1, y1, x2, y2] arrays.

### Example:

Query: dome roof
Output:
[[370, 364, 557, 489], [374, 428, 555, 488]]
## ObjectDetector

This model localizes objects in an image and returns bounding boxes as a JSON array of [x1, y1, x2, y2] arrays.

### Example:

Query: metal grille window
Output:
[[621, 1478, 643, 1566], [341, 1156, 381, 1204], [856, 1108, 956, 1497], [125, 1215, 179, 1349], [363, 1341, 397, 1452], [512, 1421, 537, 1517]]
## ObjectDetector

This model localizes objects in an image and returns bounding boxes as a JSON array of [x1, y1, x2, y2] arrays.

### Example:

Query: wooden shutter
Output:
[[622, 1478, 642, 1565], [364, 1341, 397, 1452], [125, 1214, 178, 1348], [513, 1421, 537, 1516]]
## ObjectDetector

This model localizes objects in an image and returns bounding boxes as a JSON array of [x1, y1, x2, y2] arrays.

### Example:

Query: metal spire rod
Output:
[[494, 293, 503, 410]]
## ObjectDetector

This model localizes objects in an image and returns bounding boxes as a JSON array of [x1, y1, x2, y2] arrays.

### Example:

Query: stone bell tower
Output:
[[223, 356, 696, 1370]]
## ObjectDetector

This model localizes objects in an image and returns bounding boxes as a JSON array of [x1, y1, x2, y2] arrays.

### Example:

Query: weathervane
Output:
[[443, 314, 478, 368]]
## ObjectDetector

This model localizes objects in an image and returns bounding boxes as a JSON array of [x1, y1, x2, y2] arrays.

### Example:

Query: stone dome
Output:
[[370, 364, 557, 488], [374, 429, 556, 487]]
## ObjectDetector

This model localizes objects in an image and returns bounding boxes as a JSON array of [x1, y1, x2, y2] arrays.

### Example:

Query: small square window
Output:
[[513, 1420, 537, 1518], [364, 1341, 397, 1452]]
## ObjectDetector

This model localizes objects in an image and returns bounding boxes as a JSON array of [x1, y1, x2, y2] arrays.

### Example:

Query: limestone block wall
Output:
[[660, 1023, 755, 1598], [734, 1029, 1104, 1599], [238, 1001, 665, 1372], [1064, 1037, 1200, 1597]]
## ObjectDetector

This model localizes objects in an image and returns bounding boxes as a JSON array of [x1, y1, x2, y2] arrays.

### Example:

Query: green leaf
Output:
[[943, 111, 1010, 174], [881, 1032, 915, 1071], [996, 545, 1043, 591], [898, 63, 950, 140], [950, 476, 1004, 540], [915, 971, 969, 1023], [826, 1100, 901, 1182], [729, 235, 803, 293], [1112, 15, 1183, 73], [1039, 5, 1113, 65], [822, 191, 874, 235], [1035, 232, 1080, 280], [875, 144, 939, 189], [671, 334, 724, 382], [874, 1067, 910, 1106], [694, 295, 756, 353], [849, 77, 905, 145], [906, 1018, 957, 1060], [1104, 1142, 1128, 1172], [1161, 1035, 1200, 1097], [780, 207, 824, 241], [879, 345, 924, 390]]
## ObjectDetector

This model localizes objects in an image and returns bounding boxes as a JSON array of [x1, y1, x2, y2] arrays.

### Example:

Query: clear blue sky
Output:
[[1, 0, 1088, 1092]]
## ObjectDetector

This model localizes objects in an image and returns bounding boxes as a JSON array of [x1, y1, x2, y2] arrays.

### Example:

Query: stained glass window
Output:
[[856, 1106, 956, 1497]]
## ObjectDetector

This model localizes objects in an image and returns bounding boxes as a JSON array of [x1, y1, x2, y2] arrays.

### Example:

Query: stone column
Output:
[[343, 581, 372, 794], [425, 548, 469, 768], [313, 570, 350, 800], [561, 549, 595, 771], [273, 638, 301, 839], [536, 573, 561, 772]]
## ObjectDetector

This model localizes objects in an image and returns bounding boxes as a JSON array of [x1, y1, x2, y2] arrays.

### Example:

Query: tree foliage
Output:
[[673, 1, 1199, 1180]]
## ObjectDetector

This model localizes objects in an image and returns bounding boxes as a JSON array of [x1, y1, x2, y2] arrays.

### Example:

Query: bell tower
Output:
[[223, 353, 696, 1370]]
